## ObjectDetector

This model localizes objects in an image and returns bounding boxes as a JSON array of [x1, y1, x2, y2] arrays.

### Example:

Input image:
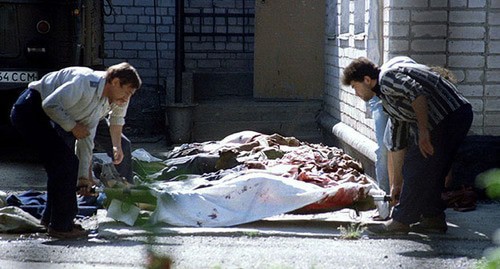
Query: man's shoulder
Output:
[[379, 57, 432, 82], [62, 68, 104, 87]]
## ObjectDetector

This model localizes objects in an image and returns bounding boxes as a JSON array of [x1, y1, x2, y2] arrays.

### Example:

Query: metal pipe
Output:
[[174, 0, 185, 103]]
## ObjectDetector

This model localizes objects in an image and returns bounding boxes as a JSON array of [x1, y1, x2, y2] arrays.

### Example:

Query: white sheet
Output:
[[149, 171, 341, 227]]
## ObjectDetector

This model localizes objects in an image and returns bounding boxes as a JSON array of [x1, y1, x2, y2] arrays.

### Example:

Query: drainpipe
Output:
[[367, 0, 384, 65], [377, 0, 384, 64], [175, 0, 185, 103]]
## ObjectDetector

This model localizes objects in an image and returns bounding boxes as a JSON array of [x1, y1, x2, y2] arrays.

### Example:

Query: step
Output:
[[191, 99, 323, 143], [193, 100, 322, 123]]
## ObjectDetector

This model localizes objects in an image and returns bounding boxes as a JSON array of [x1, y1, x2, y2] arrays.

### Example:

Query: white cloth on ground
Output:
[[149, 171, 342, 227]]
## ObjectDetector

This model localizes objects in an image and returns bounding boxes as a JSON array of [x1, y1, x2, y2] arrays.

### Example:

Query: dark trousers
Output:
[[392, 104, 473, 224], [10, 89, 78, 231], [10, 89, 134, 230]]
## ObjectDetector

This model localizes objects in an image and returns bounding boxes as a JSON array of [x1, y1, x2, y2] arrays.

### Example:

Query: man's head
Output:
[[342, 57, 379, 101], [104, 62, 142, 106]]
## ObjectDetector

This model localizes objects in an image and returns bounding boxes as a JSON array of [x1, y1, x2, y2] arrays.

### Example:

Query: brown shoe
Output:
[[42, 220, 84, 231], [367, 219, 410, 235], [411, 214, 447, 234], [48, 226, 89, 239]]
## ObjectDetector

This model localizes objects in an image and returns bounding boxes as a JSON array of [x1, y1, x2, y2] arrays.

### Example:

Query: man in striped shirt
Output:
[[342, 56, 472, 234]]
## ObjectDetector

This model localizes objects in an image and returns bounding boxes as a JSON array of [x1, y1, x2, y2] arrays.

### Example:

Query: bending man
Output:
[[11, 62, 141, 238], [342, 56, 472, 234]]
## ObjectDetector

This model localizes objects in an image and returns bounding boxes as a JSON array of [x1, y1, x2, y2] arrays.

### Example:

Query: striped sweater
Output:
[[375, 57, 470, 151]]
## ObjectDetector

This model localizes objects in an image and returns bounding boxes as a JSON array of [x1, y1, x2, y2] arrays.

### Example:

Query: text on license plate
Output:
[[0, 71, 38, 83]]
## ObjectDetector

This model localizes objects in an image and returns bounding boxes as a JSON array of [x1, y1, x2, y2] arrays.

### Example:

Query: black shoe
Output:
[[367, 219, 410, 235], [410, 214, 447, 234]]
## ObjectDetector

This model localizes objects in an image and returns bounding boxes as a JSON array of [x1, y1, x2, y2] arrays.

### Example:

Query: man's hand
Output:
[[112, 146, 124, 165], [418, 128, 434, 158], [109, 124, 124, 164], [71, 122, 90, 139], [77, 177, 95, 196], [390, 184, 402, 207]]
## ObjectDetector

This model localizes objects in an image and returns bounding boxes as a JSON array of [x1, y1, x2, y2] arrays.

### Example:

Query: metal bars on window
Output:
[[183, 0, 254, 53]]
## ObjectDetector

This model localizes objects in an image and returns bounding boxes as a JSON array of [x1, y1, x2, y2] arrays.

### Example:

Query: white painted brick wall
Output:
[[411, 39, 446, 52], [448, 41, 485, 53], [492, 1, 500, 8], [449, 26, 485, 39], [486, 70, 500, 82], [323, 0, 500, 141], [450, 11, 487, 23], [450, 0, 467, 8], [430, 0, 447, 8], [464, 70, 483, 83], [412, 10, 448, 22], [412, 24, 446, 38]]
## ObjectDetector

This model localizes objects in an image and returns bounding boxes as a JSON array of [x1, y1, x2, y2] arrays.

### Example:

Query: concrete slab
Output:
[[97, 203, 500, 241]]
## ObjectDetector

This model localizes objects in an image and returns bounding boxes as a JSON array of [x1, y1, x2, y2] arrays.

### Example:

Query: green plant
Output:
[[338, 223, 365, 239], [243, 230, 260, 237]]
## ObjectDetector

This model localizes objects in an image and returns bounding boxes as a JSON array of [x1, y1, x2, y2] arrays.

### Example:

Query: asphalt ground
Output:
[[1, 135, 499, 268]]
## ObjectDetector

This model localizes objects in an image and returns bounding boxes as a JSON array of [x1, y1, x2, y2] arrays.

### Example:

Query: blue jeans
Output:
[[368, 96, 389, 193], [10, 89, 78, 231]]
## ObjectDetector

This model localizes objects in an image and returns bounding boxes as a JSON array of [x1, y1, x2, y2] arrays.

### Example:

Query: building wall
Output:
[[323, 0, 377, 142], [183, 0, 254, 74], [383, 0, 500, 136], [323, 0, 500, 142], [321, 0, 500, 178], [102, 0, 254, 134]]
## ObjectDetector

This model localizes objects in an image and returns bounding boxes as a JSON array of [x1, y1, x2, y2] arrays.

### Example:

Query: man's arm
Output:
[[411, 95, 434, 158], [109, 124, 124, 165], [388, 148, 406, 205], [75, 126, 97, 196]]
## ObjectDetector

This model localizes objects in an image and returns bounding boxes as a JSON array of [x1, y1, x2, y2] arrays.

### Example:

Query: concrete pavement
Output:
[[97, 202, 500, 242], [1, 137, 499, 268]]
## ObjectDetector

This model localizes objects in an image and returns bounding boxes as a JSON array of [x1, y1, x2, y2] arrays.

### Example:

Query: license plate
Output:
[[0, 71, 38, 83]]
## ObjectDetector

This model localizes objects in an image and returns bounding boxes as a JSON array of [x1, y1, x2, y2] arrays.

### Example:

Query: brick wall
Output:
[[183, 0, 254, 73], [383, 0, 499, 135], [102, 0, 254, 135], [323, 0, 376, 142], [103, 0, 174, 135], [323, 0, 500, 148]]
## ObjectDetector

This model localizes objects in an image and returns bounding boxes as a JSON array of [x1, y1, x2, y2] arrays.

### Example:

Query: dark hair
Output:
[[341, 57, 380, 86], [105, 62, 142, 89]]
